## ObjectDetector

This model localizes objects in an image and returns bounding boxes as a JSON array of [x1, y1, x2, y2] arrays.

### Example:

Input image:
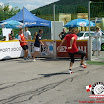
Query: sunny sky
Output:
[[0, 0, 59, 11]]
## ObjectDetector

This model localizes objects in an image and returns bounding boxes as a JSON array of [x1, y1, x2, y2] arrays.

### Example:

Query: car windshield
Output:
[[77, 33, 83, 37], [84, 33, 94, 37]]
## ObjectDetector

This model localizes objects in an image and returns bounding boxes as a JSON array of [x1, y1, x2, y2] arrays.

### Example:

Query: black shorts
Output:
[[22, 45, 28, 50], [68, 50, 86, 63]]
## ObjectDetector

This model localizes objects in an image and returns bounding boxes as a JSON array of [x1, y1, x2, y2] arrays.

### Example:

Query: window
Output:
[[84, 33, 94, 37], [84, 33, 89, 37], [77, 33, 83, 37]]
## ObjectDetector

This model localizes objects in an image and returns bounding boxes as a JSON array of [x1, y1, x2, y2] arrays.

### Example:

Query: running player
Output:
[[33, 29, 44, 61], [18, 28, 29, 60], [58, 28, 86, 74]]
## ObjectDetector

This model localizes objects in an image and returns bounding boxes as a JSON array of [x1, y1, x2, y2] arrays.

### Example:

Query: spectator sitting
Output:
[[2, 36, 6, 41], [9, 30, 14, 40], [12, 36, 17, 40]]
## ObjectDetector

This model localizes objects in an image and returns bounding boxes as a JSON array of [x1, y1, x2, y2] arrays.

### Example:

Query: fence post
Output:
[[88, 36, 92, 61], [53, 4, 57, 59]]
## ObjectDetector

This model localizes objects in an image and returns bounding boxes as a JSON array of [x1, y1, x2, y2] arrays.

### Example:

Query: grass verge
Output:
[[87, 61, 104, 65]]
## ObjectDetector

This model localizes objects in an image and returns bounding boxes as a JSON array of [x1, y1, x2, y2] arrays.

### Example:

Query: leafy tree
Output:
[[76, 5, 88, 13], [0, 4, 20, 37], [91, 0, 103, 2], [35, 10, 41, 15], [0, 3, 20, 21]]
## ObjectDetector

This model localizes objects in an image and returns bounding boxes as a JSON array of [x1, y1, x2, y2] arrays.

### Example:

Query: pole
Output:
[[23, 6, 25, 32], [95, 17, 98, 58], [88, 1, 92, 61], [88, 1, 91, 36], [53, 4, 55, 40], [53, 4, 56, 59]]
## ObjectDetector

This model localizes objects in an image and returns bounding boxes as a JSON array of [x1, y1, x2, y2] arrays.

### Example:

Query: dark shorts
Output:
[[22, 45, 28, 50], [68, 50, 86, 63]]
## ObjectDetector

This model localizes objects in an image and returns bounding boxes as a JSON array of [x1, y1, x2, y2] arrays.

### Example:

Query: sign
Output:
[[0, 40, 87, 60], [27, 40, 54, 57], [0, 41, 24, 60], [56, 40, 88, 58]]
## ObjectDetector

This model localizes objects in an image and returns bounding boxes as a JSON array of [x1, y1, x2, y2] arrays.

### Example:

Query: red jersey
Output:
[[64, 34, 79, 53], [18, 33, 27, 47]]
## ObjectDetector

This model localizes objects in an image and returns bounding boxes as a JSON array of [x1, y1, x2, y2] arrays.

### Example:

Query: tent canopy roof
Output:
[[1, 7, 51, 27]]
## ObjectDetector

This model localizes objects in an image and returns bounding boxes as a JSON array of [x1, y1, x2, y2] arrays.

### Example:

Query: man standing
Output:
[[24, 27, 31, 40], [18, 28, 29, 60], [58, 28, 86, 74], [33, 29, 44, 61], [59, 28, 67, 40]]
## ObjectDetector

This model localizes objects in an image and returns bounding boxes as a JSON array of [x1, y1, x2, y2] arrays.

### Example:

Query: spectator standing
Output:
[[24, 27, 31, 40], [33, 32, 38, 40], [59, 28, 67, 40], [92, 27, 102, 56]]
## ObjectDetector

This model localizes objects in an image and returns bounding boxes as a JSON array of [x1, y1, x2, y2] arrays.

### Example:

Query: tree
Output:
[[0, 3, 20, 21], [91, 0, 103, 2], [76, 5, 88, 13], [35, 10, 41, 15], [0, 4, 20, 37]]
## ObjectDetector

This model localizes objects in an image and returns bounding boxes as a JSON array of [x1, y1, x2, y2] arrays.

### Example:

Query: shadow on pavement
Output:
[[38, 58, 81, 62], [39, 72, 70, 77]]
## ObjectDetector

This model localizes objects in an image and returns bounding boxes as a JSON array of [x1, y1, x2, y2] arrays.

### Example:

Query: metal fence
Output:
[[88, 2, 104, 61]]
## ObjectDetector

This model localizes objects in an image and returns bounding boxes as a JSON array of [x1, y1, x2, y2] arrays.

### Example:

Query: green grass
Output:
[[87, 61, 104, 65]]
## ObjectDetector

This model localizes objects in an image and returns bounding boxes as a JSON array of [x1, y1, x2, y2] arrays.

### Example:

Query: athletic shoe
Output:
[[24, 58, 28, 61], [80, 63, 87, 68], [26, 57, 30, 60], [33, 59, 36, 62], [68, 69, 73, 74]]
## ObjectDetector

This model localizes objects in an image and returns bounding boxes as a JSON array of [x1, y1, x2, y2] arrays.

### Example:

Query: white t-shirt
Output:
[[24, 30, 31, 39]]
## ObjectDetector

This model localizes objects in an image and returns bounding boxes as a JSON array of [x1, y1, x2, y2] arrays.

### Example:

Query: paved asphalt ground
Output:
[[0, 58, 104, 104]]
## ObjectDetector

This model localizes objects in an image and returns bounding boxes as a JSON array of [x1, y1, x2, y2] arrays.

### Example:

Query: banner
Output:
[[0, 41, 24, 60], [56, 40, 88, 58], [27, 40, 54, 57], [0, 40, 87, 60]]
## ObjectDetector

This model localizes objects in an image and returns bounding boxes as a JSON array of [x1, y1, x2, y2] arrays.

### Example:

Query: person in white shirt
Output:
[[92, 27, 102, 56], [24, 27, 31, 40]]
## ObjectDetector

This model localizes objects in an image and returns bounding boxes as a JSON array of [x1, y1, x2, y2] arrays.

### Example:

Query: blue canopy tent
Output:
[[0, 7, 51, 27]]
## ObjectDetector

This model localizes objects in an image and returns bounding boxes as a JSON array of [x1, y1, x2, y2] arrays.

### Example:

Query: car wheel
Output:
[[101, 43, 104, 51]]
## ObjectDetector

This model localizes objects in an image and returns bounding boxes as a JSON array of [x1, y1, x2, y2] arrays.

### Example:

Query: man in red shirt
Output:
[[58, 28, 86, 74], [18, 28, 29, 60]]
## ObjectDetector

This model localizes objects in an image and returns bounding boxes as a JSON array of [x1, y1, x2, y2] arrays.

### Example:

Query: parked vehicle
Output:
[[77, 31, 104, 51]]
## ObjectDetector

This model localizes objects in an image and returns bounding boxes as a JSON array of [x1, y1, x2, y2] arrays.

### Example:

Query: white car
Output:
[[77, 31, 94, 40], [77, 31, 104, 51]]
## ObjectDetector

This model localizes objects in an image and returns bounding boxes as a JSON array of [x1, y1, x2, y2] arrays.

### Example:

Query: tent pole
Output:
[[23, 6, 25, 33]]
